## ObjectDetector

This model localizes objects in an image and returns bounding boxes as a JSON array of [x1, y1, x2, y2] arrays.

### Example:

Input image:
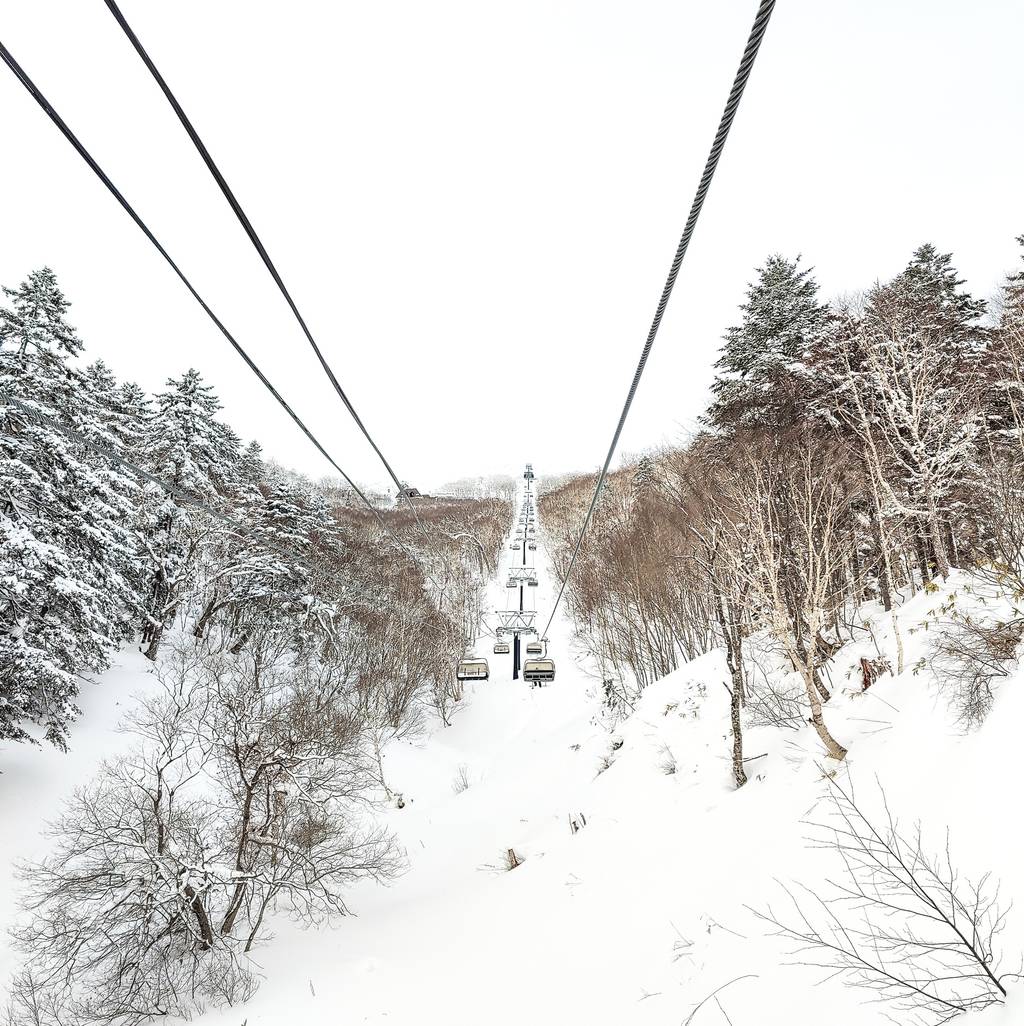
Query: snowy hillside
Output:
[[4, 499, 1022, 1026]]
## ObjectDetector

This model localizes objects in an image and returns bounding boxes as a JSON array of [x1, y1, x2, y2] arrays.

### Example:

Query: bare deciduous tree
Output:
[[6, 645, 401, 1026], [730, 434, 849, 761], [755, 778, 1017, 1024]]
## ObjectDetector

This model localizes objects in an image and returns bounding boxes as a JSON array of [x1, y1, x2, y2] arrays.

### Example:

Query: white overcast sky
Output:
[[3, 1, 1023, 491]]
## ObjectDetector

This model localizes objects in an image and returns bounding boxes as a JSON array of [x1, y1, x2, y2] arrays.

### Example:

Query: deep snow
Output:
[[2, 485, 1022, 1025]]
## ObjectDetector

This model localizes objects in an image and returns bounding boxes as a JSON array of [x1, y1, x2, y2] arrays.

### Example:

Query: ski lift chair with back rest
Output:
[[523, 659, 555, 684], [456, 658, 489, 682]]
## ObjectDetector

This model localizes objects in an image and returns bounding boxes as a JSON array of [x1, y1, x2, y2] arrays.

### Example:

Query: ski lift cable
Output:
[[0, 39, 442, 591], [540, 0, 776, 641], [101, 0, 429, 539]]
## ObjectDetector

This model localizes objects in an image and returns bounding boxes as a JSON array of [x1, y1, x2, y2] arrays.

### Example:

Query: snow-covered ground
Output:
[[2, 484, 1022, 1025]]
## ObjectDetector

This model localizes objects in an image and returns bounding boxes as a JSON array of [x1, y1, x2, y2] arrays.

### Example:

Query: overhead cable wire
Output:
[[0, 39, 440, 590], [101, 0, 428, 536], [540, 0, 776, 640]]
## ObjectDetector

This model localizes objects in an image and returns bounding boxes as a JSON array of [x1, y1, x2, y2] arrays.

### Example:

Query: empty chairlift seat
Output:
[[523, 659, 555, 683], [456, 658, 489, 681], [493, 641, 510, 655], [525, 641, 543, 655]]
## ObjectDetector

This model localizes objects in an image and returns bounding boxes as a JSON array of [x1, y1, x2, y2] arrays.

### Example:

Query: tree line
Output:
[[1, 268, 511, 1022], [1, 267, 510, 751], [540, 239, 1024, 784]]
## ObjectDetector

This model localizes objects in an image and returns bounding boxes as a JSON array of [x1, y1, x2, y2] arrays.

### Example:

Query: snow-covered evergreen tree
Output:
[[194, 480, 340, 655], [706, 255, 830, 433], [1003, 235, 1024, 331], [237, 439, 267, 499], [870, 243, 988, 369], [632, 454, 655, 499], [138, 369, 240, 660], [0, 270, 139, 747], [82, 360, 150, 458], [987, 236, 1024, 440]]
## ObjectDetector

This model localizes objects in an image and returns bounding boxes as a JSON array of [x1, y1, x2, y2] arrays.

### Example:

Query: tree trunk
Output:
[[144, 622, 165, 662], [183, 883, 215, 950], [802, 671, 847, 761], [914, 531, 932, 584], [716, 596, 747, 789], [729, 682, 747, 788], [943, 521, 959, 569], [863, 460, 894, 611], [193, 593, 220, 639], [927, 519, 950, 579]]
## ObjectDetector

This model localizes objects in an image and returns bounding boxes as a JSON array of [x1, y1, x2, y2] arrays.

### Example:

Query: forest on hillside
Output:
[[0, 268, 510, 1021], [541, 238, 1024, 784], [4, 236, 1024, 1023]]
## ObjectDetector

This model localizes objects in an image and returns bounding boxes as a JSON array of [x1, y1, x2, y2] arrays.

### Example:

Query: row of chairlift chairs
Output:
[[456, 487, 554, 684], [511, 511, 537, 551]]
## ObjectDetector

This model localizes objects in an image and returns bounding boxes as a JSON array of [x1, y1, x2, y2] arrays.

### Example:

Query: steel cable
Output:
[[0, 38, 442, 589], [101, 0, 428, 536], [541, 0, 776, 640]]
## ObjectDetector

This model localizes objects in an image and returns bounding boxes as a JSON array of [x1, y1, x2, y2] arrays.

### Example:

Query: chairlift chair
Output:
[[523, 658, 555, 683], [527, 578, 538, 587], [456, 658, 489, 682], [525, 640, 543, 655], [528, 541, 537, 550], [493, 641, 510, 655]]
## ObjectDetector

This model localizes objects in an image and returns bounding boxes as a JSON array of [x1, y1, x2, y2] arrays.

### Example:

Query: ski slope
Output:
[[2, 483, 1022, 1025]]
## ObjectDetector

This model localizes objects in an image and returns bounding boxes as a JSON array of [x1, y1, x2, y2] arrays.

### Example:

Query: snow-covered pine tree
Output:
[[855, 245, 987, 578], [988, 236, 1024, 441], [237, 439, 267, 499], [0, 269, 140, 747], [631, 453, 656, 502], [193, 479, 333, 654], [705, 255, 831, 434], [1003, 235, 1024, 331], [82, 360, 151, 460], [138, 369, 240, 659], [873, 243, 989, 370]]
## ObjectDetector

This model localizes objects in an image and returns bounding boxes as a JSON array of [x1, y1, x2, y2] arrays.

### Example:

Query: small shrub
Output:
[[451, 764, 472, 794], [931, 612, 1023, 728]]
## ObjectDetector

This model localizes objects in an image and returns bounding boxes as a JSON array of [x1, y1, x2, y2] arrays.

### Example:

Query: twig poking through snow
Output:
[[682, 975, 759, 1025]]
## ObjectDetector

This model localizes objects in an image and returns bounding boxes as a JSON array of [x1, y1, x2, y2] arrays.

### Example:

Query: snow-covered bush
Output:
[[930, 610, 1024, 729], [6, 645, 401, 1025]]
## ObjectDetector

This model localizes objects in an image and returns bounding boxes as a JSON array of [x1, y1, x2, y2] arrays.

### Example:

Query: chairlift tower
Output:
[[497, 608, 537, 680], [496, 609, 537, 635]]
